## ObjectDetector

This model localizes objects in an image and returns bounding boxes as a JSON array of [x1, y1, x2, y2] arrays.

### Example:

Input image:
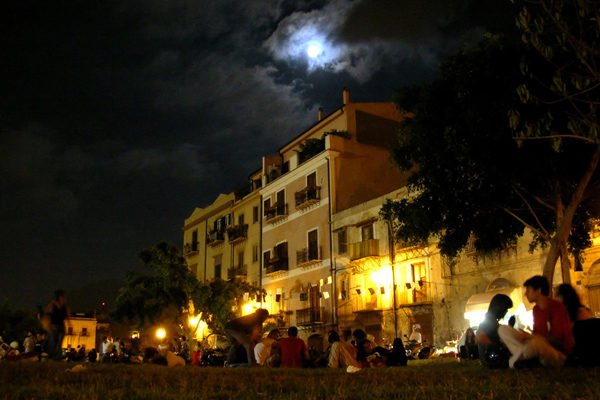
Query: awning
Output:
[[464, 287, 523, 314]]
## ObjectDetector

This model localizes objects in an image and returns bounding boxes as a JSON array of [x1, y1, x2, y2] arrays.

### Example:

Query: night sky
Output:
[[0, 0, 516, 311]]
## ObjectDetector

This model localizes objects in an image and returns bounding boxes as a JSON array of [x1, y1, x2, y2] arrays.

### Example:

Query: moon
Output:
[[307, 44, 321, 58]]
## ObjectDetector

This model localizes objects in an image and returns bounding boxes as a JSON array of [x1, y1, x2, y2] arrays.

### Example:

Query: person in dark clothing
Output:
[[556, 284, 600, 367], [46, 289, 70, 361], [460, 328, 479, 360], [477, 294, 512, 369], [224, 308, 269, 366]]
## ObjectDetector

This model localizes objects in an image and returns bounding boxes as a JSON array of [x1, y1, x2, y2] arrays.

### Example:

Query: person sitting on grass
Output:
[[224, 308, 270, 367], [556, 284, 600, 367], [327, 331, 358, 369], [277, 326, 309, 368], [356, 339, 386, 368], [476, 293, 512, 369], [498, 276, 573, 368]]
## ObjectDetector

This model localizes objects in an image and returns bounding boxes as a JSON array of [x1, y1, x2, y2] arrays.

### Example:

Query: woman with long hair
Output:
[[556, 284, 600, 367]]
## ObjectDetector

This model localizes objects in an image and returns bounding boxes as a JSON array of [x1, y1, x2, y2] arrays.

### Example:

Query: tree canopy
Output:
[[109, 241, 263, 335], [382, 26, 600, 286]]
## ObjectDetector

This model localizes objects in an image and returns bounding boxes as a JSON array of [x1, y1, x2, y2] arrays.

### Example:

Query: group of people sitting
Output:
[[224, 308, 408, 370], [477, 275, 600, 369]]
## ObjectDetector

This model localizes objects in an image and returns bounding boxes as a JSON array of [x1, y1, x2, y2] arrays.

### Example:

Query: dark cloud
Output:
[[0, 0, 510, 310]]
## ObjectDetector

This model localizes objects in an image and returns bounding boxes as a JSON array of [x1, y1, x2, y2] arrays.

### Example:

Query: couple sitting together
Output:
[[478, 275, 599, 369]]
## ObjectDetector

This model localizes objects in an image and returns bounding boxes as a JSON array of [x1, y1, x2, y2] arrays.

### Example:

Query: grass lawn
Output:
[[2, 359, 600, 400]]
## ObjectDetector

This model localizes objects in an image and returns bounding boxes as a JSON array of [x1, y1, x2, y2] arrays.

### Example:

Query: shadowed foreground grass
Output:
[[2, 360, 600, 400]]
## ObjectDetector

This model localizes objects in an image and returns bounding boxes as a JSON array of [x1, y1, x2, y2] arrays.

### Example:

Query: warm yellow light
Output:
[[156, 328, 166, 339], [189, 316, 198, 327], [371, 267, 393, 285], [243, 303, 255, 315]]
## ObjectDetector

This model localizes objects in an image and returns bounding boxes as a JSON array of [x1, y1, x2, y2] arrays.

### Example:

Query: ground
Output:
[[2, 359, 599, 399]]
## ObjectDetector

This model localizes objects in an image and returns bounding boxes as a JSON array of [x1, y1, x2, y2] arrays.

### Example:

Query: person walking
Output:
[[46, 289, 70, 361]]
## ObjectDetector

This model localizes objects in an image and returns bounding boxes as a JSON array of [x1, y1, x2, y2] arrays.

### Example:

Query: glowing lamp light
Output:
[[307, 44, 321, 58], [189, 316, 198, 327], [370, 267, 393, 285], [243, 303, 256, 315], [156, 328, 166, 340]]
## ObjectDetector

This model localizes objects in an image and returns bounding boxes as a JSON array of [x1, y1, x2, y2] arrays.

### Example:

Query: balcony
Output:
[[227, 224, 248, 244], [227, 264, 247, 279], [265, 203, 288, 224], [397, 281, 433, 305], [296, 307, 324, 326], [349, 239, 379, 261], [79, 331, 90, 337], [295, 186, 321, 210], [207, 230, 225, 246], [296, 246, 322, 269], [265, 257, 289, 276], [183, 242, 199, 256]]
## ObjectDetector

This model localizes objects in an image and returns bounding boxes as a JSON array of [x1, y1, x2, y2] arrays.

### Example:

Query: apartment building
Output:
[[182, 169, 262, 285], [258, 89, 409, 344]]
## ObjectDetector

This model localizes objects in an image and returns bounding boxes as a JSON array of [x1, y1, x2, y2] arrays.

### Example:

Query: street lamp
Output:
[[156, 328, 166, 340]]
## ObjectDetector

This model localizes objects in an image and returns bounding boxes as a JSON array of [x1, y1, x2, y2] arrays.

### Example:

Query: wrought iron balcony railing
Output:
[[227, 224, 248, 243], [207, 230, 225, 245], [265, 203, 288, 223], [296, 246, 321, 267], [265, 258, 289, 276], [227, 264, 248, 279], [296, 306, 324, 326], [295, 186, 321, 209]]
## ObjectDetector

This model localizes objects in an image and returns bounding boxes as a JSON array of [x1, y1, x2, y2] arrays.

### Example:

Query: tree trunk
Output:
[[542, 150, 600, 290], [542, 238, 560, 289]]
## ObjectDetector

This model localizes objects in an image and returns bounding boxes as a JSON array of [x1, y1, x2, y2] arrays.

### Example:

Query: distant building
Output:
[[63, 314, 97, 352]]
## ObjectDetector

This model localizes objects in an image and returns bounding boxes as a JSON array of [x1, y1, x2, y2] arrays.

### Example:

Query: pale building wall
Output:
[[229, 191, 262, 285], [62, 317, 97, 351]]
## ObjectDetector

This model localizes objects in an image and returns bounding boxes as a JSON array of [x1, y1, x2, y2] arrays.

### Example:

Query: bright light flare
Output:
[[156, 328, 166, 339], [307, 44, 321, 58]]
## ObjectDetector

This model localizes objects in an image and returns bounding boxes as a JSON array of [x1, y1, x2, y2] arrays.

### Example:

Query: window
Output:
[[361, 224, 374, 241], [308, 229, 319, 260], [276, 190, 285, 205], [264, 199, 271, 216], [307, 172, 316, 188], [338, 229, 348, 254], [282, 161, 290, 174], [263, 250, 271, 268], [274, 242, 288, 260], [224, 213, 231, 226], [238, 250, 244, 268], [253, 206, 259, 223], [191, 230, 198, 252], [238, 214, 244, 226], [214, 254, 223, 279], [252, 244, 259, 263]]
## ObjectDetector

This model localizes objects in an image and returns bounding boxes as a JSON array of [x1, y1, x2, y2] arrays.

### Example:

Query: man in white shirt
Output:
[[409, 325, 422, 343], [254, 329, 280, 365]]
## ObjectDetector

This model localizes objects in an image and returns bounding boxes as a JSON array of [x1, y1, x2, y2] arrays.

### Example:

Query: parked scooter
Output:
[[404, 334, 437, 360]]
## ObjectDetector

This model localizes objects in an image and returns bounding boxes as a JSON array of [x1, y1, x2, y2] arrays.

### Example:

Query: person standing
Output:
[[277, 326, 309, 368], [23, 330, 37, 354], [46, 289, 70, 360], [224, 308, 270, 366]]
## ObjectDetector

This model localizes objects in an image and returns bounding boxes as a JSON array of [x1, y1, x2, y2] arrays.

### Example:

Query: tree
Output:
[[511, 0, 600, 284], [0, 300, 42, 345], [110, 241, 263, 340], [381, 33, 600, 288]]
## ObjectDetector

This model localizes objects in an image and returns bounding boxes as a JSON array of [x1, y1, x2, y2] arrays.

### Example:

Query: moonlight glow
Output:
[[307, 44, 321, 58]]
